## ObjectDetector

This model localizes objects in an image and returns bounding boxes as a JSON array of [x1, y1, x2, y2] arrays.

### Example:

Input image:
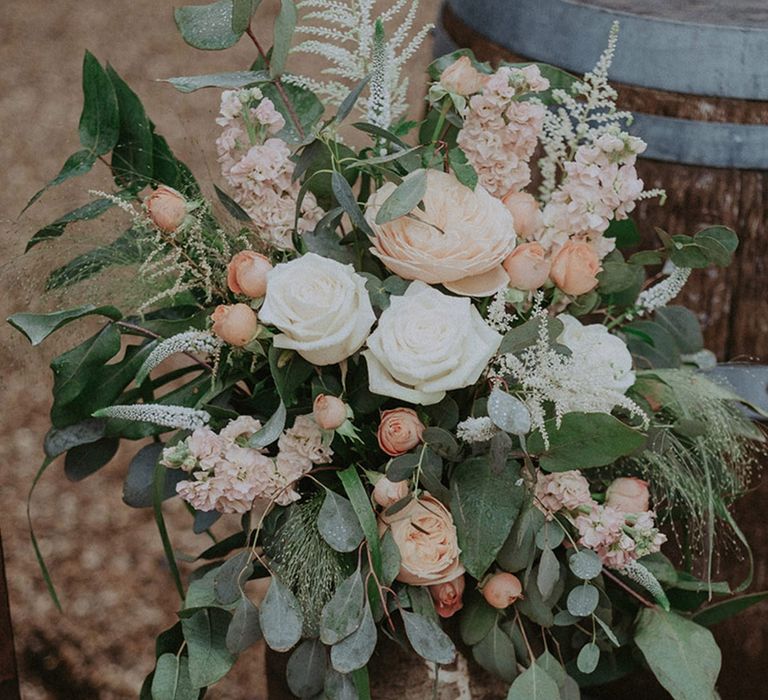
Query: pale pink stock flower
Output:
[[254, 99, 286, 134], [278, 415, 334, 465], [187, 427, 223, 470], [574, 503, 625, 551], [534, 470, 593, 516], [219, 415, 263, 444]]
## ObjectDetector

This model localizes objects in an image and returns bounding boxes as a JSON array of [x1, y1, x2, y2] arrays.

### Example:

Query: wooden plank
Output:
[[0, 531, 21, 700]]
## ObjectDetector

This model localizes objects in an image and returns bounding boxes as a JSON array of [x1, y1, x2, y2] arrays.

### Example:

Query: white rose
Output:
[[259, 253, 376, 366], [556, 314, 635, 412], [363, 282, 502, 405]]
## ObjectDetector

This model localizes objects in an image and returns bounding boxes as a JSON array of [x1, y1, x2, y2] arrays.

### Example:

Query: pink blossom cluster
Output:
[[163, 414, 333, 513], [215, 89, 323, 250], [540, 132, 646, 259], [457, 65, 549, 198], [534, 470, 592, 517]]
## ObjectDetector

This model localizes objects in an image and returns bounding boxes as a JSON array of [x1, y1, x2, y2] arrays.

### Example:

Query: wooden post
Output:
[[0, 531, 21, 700]]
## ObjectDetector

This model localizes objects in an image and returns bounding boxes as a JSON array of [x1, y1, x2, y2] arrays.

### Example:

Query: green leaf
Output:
[[654, 306, 704, 354], [527, 413, 646, 471], [604, 218, 641, 248], [151, 653, 196, 700], [497, 504, 546, 572], [422, 426, 461, 460], [182, 608, 236, 688], [122, 443, 187, 508], [26, 196, 117, 251], [401, 610, 456, 665], [268, 345, 313, 407], [380, 529, 401, 586], [472, 620, 517, 682], [162, 69, 270, 93], [320, 570, 365, 645], [8, 304, 122, 346], [630, 250, 665, 266], [305, 211, 354, 264], [634, 608, 721, 700], [214, 184, 252, 221], [694, 226, 738, 267], [325, 669, 357, 700], [317, 489, 365, 553], [506, 661, 560, 700], [175, 0, 243, 50], [287, 639, 327, 698], [331, 171, 374, 236], [248, 400, 286, 448], [153, 460, 184, 600], [214, 551, 253, 605], [450, 457, 523, 579], [330, 602, 377, 673], [569, 550, 602, 580], [79, 51, 120, 154], [261, 80, 323, 144], [567, 584, 599, 617], [107, 66, 153, 190], [597, 258, 644, 295], [537, 548, 561, 600], [576, 642, 600, 674], [448, 147, 478, 190], [226, 595, 262, 653], [692, 591, 768, 627], [64, 437, 119, 481], [232, 0, 259, 33], [43, 418, 106, 458], [535, 522, 564, 550], [624, 320, 681, 368], [386, 451, 421, 481], [499, 317, 566, 356], [336, 75, 371, 124], [260, 576, 304, 651], [23, 150, 98, 212], [271, 0, 297, 77], [488, 387, 531, 435], [375, 169, 428, 225], [459, 590, 497, 646]]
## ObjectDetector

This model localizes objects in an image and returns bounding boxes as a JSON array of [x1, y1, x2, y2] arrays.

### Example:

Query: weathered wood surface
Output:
[[0, 533, 21, 700], [442, 2, 768, 362]]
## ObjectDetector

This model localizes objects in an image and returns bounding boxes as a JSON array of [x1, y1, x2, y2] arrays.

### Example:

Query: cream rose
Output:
[[363, 282, 502, 405], [365, 170, 516, 297], [378, 495, 464, 585], [440, 56, 487, 95], [259, 253, 376, 366]]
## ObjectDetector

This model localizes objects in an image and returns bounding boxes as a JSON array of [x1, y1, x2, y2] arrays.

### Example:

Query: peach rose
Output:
[[440, 56, 487, 96], [429, 574, 466, 618], [377, 408, 425, 457], [503, 242, 551, 291], [227, 251, 273, 298], [606, 477, 650, 513], [211, 303, 258, 347], [482, 572, 523, 609], [378, 495, 464, 585], [312, 394, 348, 431], [372, 476, 410, 509], [501, 191, 543, 240], [365, 170, 516, 297], [145, 185, 187, 232], [550, 240, 601, 296]]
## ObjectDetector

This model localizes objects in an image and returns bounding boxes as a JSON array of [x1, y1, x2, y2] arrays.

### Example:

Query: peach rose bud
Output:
[[501, 191, 543, 240], [372, 476, 410, 509], [211, 303, 258, 347], [313, 394, 348, 431], [550, 240, 601, 296], [606, 477, 650, 513], [439, 56, 487, 96], [503, 242, 551, 291], [377, 408, 425, 457], [227, 251, 273, 298], [145, 185, 187, 232], [429, 574, 466, 618], [482, 572, 523, 609]]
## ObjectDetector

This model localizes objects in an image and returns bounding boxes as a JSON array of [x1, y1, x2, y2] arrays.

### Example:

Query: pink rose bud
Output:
[[503, 242, 551, 291], [606, 477, 650, 513], [313, 394, 348, 431], [501, 191, 543, 240], [227, 250, 273, 298], [377, 408, 425, 457], [550, 240, 601, 296], [439, 56, 487, 96], [211, 303, 258, 347], [145, 185, 187, 232], [372, 476, 410, 509], [429, 574, 466, 618], [482, 572, 523, 609]]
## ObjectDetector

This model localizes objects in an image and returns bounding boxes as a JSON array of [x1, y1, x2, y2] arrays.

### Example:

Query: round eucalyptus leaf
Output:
[[317, 489, 364, 553], [487, 387, 532, 435], [569, 550, 603, 580], [535, 521, 565, 550], [567, 584, 600, 618], [576, 642, 600, 674]]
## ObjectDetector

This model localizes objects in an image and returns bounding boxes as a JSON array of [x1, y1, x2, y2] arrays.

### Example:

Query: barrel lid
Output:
[[446, 0, 768, 98]]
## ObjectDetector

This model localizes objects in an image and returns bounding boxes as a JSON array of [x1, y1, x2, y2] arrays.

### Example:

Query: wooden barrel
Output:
[[437, 0, 768, 362]]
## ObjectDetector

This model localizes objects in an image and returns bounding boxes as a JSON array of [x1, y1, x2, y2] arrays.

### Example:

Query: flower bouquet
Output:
[[9, 1, 766, 698]]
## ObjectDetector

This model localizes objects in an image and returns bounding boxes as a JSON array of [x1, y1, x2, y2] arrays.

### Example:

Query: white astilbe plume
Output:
[[94, 404, 211, 430], [492, 312, 646, 448], [635, 264, 692, 315], [136, 330, 221, 384], [289, 0, 432, 124], [456, 416, 498, 444]]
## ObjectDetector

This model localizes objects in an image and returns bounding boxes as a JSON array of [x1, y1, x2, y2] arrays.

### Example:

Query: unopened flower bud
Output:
[[501, 191, 543, 240], [550, 240, 601, 296], [227, 250, 273, 298], [372, 476, 409, 509], [482, 572, 523, 609], [211, 304, 258, 347], [145, 185, 187, 232], [503, 242, 551, 291], [313, 394, 347, 431]]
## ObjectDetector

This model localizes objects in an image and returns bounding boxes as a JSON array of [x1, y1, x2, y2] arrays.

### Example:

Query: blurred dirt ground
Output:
[[0, 2, 439, 698]]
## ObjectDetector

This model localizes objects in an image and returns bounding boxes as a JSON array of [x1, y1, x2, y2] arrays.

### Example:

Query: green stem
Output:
[[430, 100, 451, 145], [153, 461, 185, 600]]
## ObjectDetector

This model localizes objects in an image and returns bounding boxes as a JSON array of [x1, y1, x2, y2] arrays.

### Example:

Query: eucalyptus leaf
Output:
[[380, 529, 401, 586], [506, 661, 560, 700], [569, 550, 602, 580], [64, 437, 119, 481], [448, 147, 478, 190], [232, 0, 259, 33], [375, 170, 427, 225], [175, 0, 243, 50], [576, 643, 600, 674], [43, 418, 106, 458], [459, 591, 496, 646], [336, 75, 371, 124], [472, 621, 517, 682], [317, 489, 365, 553], [214, 551, 253, 605], [535, 522, 565, 550], [162, 70, 270, 93], [497, 505, 546, 573], [181, 608, 235, 688], [226, 595, 262, 653], [122, 443, 186, 508], [422, 426, 461, 460], [248, 401, 286, 448], [488, 386, 531, 435], [151, 653, 196, 700], [567, 585, 599, 617], [325, 668, 357, 700], [271, 0, 297, 77], [401, 610, 456, 665], [537, 548, 561, 601], [287, 639, 327, 698], [260, 576, 303, 651], [386, 451, 421, 482], [320, 570, 365, 645], [331, 171, 373, 236], [330, 603, 377, 673]]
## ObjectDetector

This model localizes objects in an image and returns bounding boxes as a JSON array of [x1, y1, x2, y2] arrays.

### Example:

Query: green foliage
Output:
[[374, 169, 427, 224], [182, 607, 235, 688], [692, 591, 768, 627], [634, 608, 721, 700], [401, 610, 456, 665], [287, 639, 326, 697], [259, 576, 304, 652], [8, 304, 122, 346], [528, 413, 646, 471], [320, 570, 365, 645], [225, 595, 262, 653], [175, 0, 244, 50], [450, 457, 524, 578], [330, 602, 376, 673], [665, 226, 738, 269], [473, 620, 517, 682], [317, 489, 365, 553], [271, 0, 297, 78], [151, 653, 196, 700], [26, 196, 119, 251], [506, 661, 560, 699]]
